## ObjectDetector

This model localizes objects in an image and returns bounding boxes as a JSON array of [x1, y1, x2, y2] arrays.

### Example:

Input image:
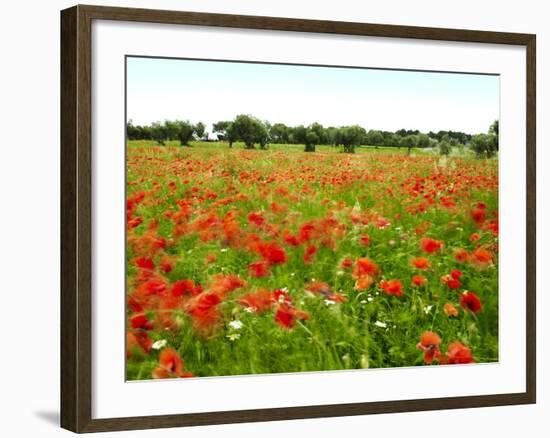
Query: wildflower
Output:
[[171, 279, 195, 297], [152, 348, 193, 379], [411, 257, 430, 270], [257, 241, 287, 265], [135, 257, 155, 270], [460, 291, 482, 313], [151, 339, 168, 350], [442, 341, 475, 364], [471, 247, 494, 269], [374, 320, 387, 328], [380, 279, 404, 297], [274, 303, 309, 329], [226, 333, 241, 341], [352, 257, 380, 279], [420, 237, 443, 254], [454, 248, 470, 263], [412, 274, 427, 287], [417, 331, 442, 364], [248, 260, 270, 278], [228, 320, 243, 330], [443, 303, 459, 317]]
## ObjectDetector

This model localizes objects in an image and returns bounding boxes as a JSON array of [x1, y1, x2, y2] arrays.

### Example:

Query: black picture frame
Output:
[[61, 4, 536, 433]]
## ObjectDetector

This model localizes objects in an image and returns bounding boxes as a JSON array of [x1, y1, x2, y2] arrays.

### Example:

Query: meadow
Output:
[[126, 140, 498, 380]]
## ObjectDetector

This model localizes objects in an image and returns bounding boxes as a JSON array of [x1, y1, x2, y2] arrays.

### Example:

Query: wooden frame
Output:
[[60, 4, 536, 433]]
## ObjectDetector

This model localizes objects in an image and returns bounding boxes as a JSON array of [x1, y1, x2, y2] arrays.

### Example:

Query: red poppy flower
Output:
[[380, 279, 404, 297], [443, 303, 459, 317], [352, 257, 380, 279], [460, 291, 482, 313], [152, 347, 194, 379], [411, 257, 430, 270], [341, 257, 353, 269], [135, 257, 155, 270], [442, 341, 475, 364], [360, 234, 371, 246], [237, 289, 275, 313], [450, 269, 462, 280], [248, 260, 270, 278], [274, 303, 309, 329], [130, 313, 153, 330], [303, 244, 318, 264], [471, 206, 487, 224], [471, 247, 494, 269], [470, 233, 481, 242], [416, 331, 442, 364], [171, 279, 195, 297], [420, 237, 443, 253], [248, 211, 265, 227], [454, 248, 470, 263], [186, 293, 222, 330], [257, 241, 287, 265], [136, 279, 167, 296], [412, 275, 427, 287]]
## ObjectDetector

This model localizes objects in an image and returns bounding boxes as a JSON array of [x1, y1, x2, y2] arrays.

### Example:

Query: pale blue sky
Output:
[[127, 57, 499, 135]]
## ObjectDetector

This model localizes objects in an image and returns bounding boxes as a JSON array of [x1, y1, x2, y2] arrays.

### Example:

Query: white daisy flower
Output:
[[228, 320, 243, 330], [151, 339, 167, 350]]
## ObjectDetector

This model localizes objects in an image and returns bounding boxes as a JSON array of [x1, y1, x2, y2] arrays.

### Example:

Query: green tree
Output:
[[401, 134, 418, 155], [177, 120, 195, 146], [416, 133, 430, 148], [151, 122, 167, 145], [366, 130, 384, 147], [231, 114, 269, 149], [194, 122, 206, 141], [339, 125, 366, 153]]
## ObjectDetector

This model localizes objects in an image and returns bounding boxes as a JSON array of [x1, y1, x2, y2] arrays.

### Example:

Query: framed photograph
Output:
[[60, 4, 536, 433]]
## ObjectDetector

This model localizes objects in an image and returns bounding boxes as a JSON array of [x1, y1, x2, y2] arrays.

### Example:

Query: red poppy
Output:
[[460, 291, 482, 313], [411, 257, 430, 270], [152, 348, 194, 379], [360, 234, 371, 246], [136, 279, 167, 296], [186, 293, 222, 330], [470, 233, 481, 242], [248, 211, 265, 227], [130, 313, 153, 330], [341, 257, 353, 269], [237, 289, 275, 313], [135, 256, 155, 270], [450, 269, 462, 280], [442, 341, 475, 364], [257, 241, 287, 265], [412, 275, 427, 287], [420, 237, 443, 253], [443, 303, 459, 317], [471, 247, 494, 269], [380, 279, 404, 297], [171, 279, 195, 297], [303, 244, 318, 264], [454, 248, 470, 263], [248, 260, 271, 278], [416, 331, 442, 364], [274, 303, 310, 329], [352, 257, 380, 279], [159, 257, 174, 273]]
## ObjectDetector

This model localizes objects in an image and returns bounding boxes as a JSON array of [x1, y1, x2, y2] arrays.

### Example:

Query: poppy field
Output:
[[126, 141, 498, 380]]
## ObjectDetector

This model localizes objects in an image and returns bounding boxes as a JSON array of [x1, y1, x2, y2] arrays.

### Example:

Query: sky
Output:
[[126, 56, 499, 136]]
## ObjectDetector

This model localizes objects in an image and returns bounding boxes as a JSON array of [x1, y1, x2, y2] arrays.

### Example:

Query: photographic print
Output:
[[125, 57, 499, 380]]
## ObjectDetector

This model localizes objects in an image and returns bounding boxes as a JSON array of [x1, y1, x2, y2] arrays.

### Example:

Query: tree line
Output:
[[127, 116, 499, 157]]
